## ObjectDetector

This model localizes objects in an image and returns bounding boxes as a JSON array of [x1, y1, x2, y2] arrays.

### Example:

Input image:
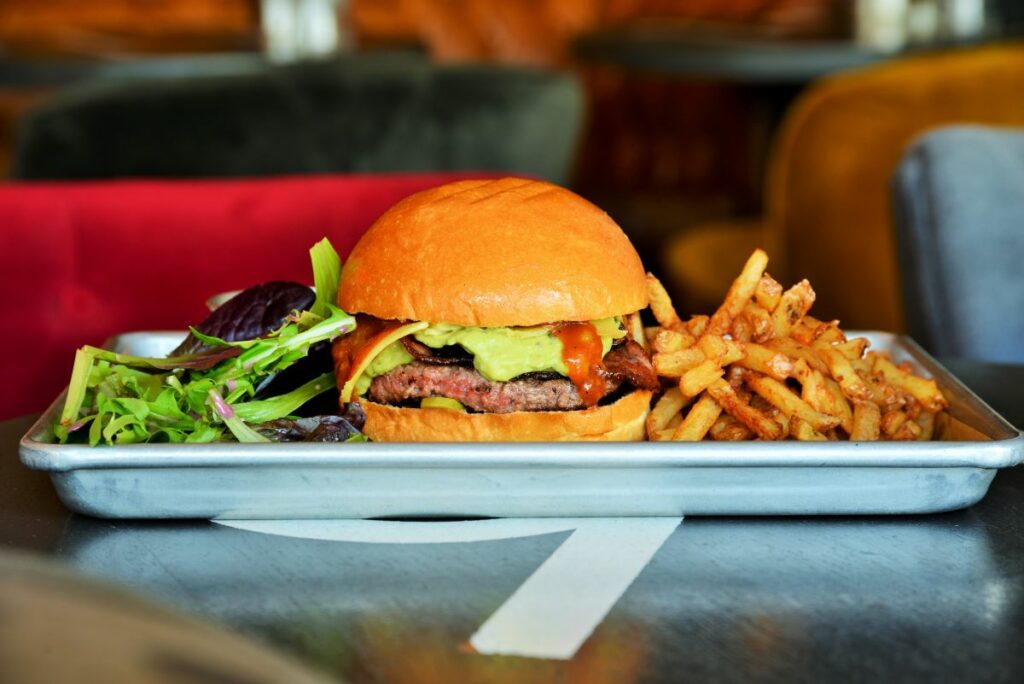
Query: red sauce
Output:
[[332, 315, 405, 387], [553, 321, 607, 407]]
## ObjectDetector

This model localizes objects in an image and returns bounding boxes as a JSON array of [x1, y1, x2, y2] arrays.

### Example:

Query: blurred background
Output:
[[2, 0, 1023, 334]]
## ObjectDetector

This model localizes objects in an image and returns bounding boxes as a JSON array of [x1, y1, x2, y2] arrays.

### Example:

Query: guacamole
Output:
[[353, 317, 625, 395]]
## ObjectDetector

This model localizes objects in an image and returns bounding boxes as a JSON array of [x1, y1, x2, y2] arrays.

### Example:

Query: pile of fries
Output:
[[644, 249, 948, 442]]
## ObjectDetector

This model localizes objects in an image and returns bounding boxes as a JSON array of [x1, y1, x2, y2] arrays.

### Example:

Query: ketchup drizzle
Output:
[[553, 321, 607, 407]]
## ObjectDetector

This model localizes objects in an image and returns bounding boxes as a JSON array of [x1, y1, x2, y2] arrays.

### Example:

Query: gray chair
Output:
[[13, 53, 582, 185], [893, 125, 1024, 363]]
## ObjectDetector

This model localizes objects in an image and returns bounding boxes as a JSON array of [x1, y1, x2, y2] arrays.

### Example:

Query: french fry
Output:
[[770, 279, 816, 339], [641, 248, 947, 443], [680, 359, 725, 398], [741, 302, 774, 342], [646, 274, 685, 331], [890, 419, 923, 441], [754, 273, 783, 311], [686, 315, 709, 337], [915, 410, 936, 441], [792, 359, 853, 433], [626, 312, 648, 351], [707, 249, 769, 336], [863, 373, 906, 412], [817, 336, 869, 361], [707, 379, 784, 440], [745, 373, 841, 433], [764, 336, 829, 374], [709, 414, 754, 441], [822, 377, 855, 434], [735, 343, 793, 381], [803, 317, 845, 343], [850, 400, 881, 440], [730, 315, 752, 342], [792, 316, 845, 346], [653, 328, 696, 354], [881, 409, 909, 438], [672, 394, 723, 441], [790, 416, 828, 441], [820, 348, 872, 402], [646, 387, 687, 440], [653, 348, 706, 377], [869, 354, 948, 413], [698, 335, 744, 366]]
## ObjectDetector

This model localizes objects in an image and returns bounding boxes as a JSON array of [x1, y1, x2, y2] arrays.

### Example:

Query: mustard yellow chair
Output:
[[664, 42, 1024, 332]]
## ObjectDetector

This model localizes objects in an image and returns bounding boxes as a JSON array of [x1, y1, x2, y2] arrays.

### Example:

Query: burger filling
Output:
[[334, 315, 659, 413]]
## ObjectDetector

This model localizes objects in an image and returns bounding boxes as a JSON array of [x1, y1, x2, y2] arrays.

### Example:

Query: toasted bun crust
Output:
[[338, 178, 647, 326], [359, 390, 652, 442]]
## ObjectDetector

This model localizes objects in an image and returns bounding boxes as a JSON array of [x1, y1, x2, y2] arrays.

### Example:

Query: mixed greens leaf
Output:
[[56, 238, 361, 446]]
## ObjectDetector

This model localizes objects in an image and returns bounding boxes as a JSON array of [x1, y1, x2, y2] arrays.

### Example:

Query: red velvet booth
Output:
[[0, 173, 494, 420]]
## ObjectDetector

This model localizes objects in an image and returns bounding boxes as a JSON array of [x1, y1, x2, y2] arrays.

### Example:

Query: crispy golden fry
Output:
[[764, 336, 829, 374], [730, 315, 753, 342], [915, 410, 936, 441], [814, 319, 846, 345], [819, 348, 872, 402], [822, 377, 855, 434], [736, 343, 793, 381], [708, 379, 784, 440], [709, 414, 754, 441], [754, 273, 783, 311], [890, 419, 923, 441], [707, 249, 769, 336], [653, 348, 706, 377], [863, 373, 907, 412], [680, 359, 726, 398], [698, 335, 744, 366], [770, 279, 816, 339], [790, 416, 828, 441], [642, 248, 947, 442], [850, 401, 881, 440], [672, 394, 723, 441], [790, 319, 818, 346], [881, 409, 909, 437], [686, 315, 709, 337], [646, 274, 685, 331], [869, 353, 948, 413], [745, 373, 841, 433], [646, 387, 687, 439], [653, 328, 696, 354], [818, 337, 869, 361], [626, 312, 648, 351], [792, 316, 845, 346], [741, 302, 774, 342], [792, 359, 853, 433]]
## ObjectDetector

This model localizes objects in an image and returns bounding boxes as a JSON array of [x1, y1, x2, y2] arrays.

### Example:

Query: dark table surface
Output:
[[2, 358, 1023, 683]]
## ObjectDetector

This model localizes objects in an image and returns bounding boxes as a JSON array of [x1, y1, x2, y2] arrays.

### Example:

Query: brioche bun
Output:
[[338, 177, 648, 327], [359, 389, 652, 442]]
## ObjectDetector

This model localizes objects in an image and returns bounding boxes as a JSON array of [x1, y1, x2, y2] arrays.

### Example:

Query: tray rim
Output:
[[20, 331, 1024, 474]]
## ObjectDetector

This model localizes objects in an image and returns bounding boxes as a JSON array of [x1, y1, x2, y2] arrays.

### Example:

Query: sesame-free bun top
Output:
[[338, 178, 648, 327]]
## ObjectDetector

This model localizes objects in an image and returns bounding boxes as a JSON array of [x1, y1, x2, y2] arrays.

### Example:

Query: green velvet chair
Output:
[[13, 53, 583, 185]]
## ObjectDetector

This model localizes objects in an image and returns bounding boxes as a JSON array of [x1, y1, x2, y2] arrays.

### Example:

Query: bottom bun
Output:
[[359, 390, 653, 442]]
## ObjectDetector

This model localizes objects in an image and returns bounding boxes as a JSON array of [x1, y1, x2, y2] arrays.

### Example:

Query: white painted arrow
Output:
[[215, 516, 682, 660]]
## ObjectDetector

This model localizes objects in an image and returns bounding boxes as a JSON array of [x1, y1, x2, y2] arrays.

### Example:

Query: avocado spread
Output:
[[354, 317, 625, 396]]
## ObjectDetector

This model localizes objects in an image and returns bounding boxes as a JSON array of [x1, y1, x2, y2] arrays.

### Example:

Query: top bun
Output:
[[338, 178, 648, 327]]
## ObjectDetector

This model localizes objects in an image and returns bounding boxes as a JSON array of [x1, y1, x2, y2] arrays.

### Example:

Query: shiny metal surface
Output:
[[19, 332, 1023, 519]]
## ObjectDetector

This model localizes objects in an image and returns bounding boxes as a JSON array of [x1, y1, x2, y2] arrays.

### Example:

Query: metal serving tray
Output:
[[20, 332, 1024, 519]]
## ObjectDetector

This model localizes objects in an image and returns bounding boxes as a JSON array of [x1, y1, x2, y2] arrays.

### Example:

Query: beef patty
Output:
[[368, 339, 658, 413]]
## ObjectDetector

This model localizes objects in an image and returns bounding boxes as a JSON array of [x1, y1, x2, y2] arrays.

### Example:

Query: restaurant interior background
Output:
[[2, 0, 1022, 351]]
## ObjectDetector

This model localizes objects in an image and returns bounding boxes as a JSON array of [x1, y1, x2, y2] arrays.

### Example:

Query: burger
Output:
[[331, 177, 659, 441]]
